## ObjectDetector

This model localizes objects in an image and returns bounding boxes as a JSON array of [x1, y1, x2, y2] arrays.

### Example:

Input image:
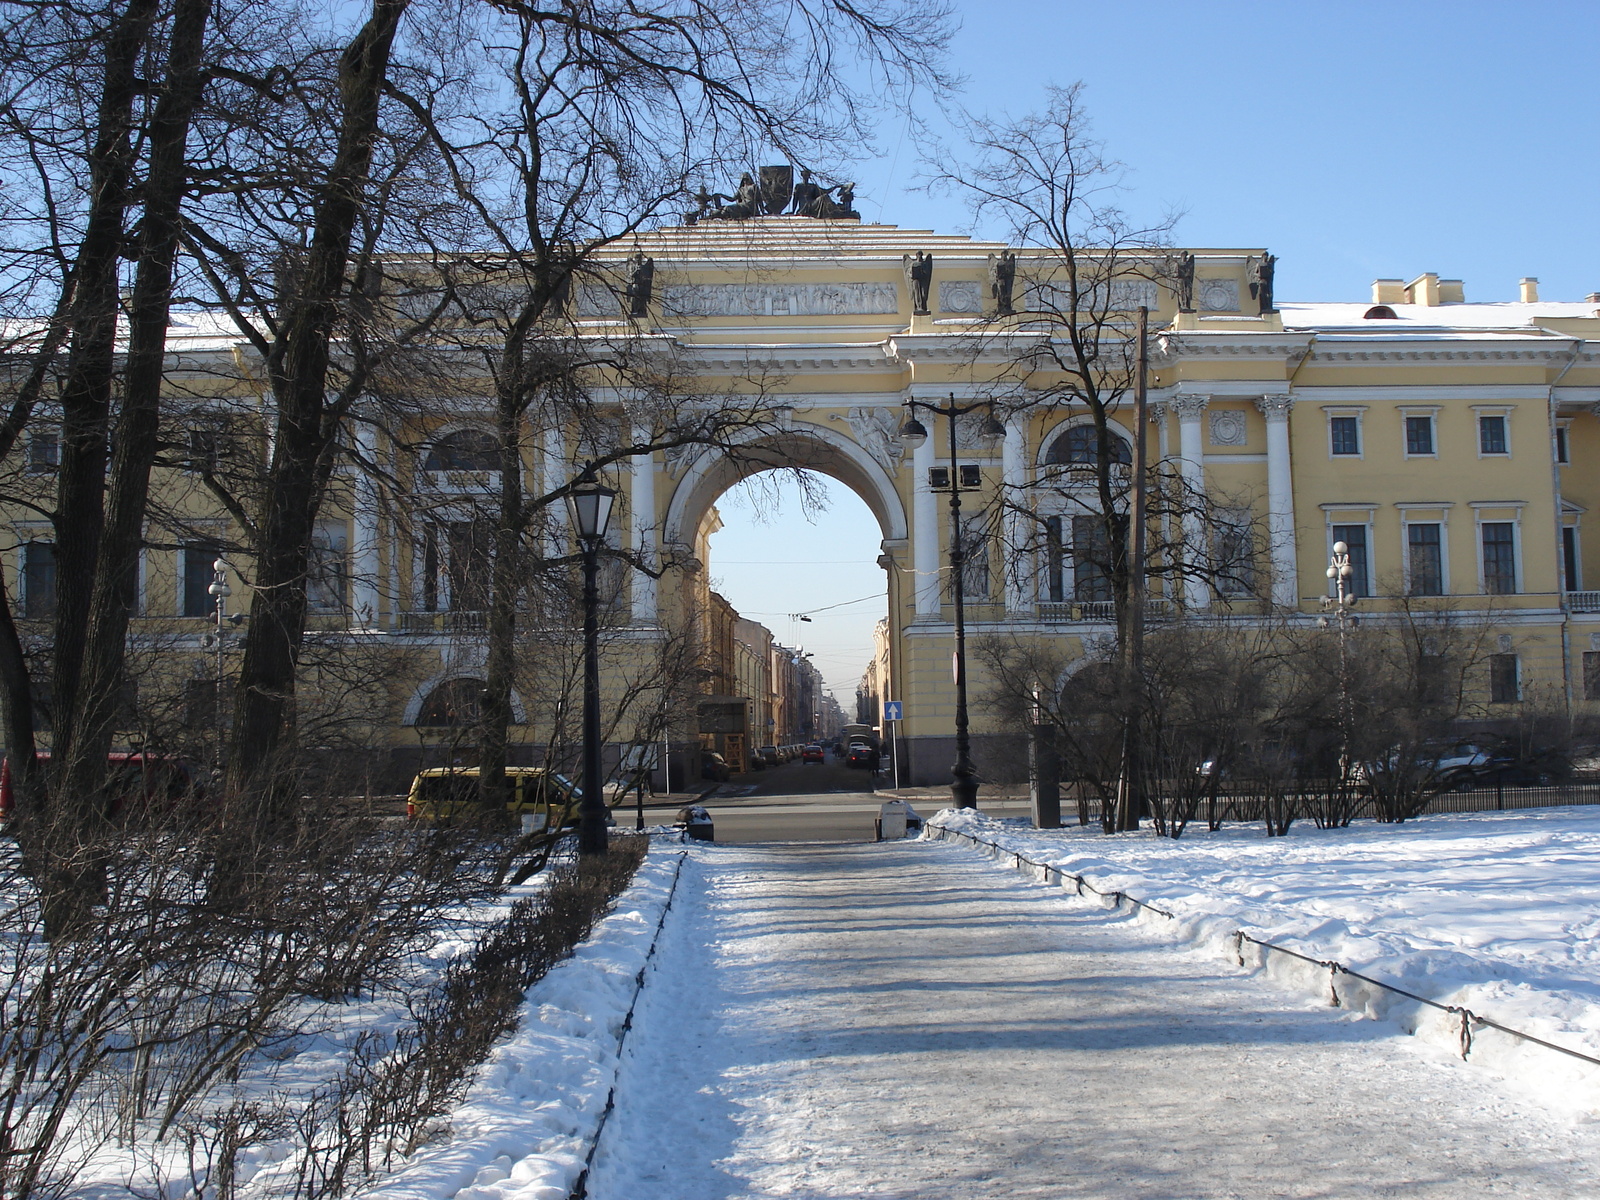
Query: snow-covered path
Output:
[[585, 840, 1600, 1199]]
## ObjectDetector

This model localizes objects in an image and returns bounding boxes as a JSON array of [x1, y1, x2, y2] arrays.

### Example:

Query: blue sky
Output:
[[708, 1, 1600, 707]]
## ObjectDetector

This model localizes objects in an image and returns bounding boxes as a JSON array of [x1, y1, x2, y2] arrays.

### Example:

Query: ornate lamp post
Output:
[[567, 478, 617, 856], [1319, 540, 1359, 790], [900, 394, 1006, 809]]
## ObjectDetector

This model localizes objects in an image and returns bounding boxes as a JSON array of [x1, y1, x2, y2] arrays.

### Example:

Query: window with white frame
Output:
[[1556, 421, 1572, 464], [1402, 411, 1437, 457], [1562, 525, 1580, 592], [950, 513, 991, 600], [1328, 414, 1361, 456], [181, 542, 223, 617], [21, 540, 56, 618], [1480, 521, 1518, 594], [1406, 522, 1445, 596], [1489, 653, 1520, 704], [1211, 506, 1255, 598], [1475, 409, 1511, 456], [1329, 523, 1370, 597], [308, 521, 349, 611], [26, 428, 58, 474]]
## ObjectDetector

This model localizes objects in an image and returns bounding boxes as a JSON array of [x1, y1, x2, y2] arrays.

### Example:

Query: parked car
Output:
[[701, 751, 731, 782], [406, 766, 583, 827], [801, 744, 825, 764], [757, 745, 780, 766], [846, 744, 878, 769], [0, 751, 205, 823]]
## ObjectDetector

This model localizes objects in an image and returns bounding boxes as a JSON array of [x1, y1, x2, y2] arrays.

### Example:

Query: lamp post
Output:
[[567, 478, 617, 857], [900, 394, 1006, 809], [1319, 541, 1359, 791]]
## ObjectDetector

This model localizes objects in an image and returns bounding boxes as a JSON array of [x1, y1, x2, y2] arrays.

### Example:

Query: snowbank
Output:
[[926, 807, 1600, 1115], [356, 842, 686, 1200]]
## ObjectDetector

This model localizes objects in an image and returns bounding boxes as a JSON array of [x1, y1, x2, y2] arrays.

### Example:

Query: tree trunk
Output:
[[479, 365, 526, 813], [225, 0, 409, 812]]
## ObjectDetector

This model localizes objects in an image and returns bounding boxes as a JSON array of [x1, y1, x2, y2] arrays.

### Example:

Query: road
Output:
[[586, 840, 1600, 1199], [688, 756, 1033, 842]]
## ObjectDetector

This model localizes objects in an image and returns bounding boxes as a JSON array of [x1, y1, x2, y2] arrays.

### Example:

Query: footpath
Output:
[[584, 839, 1600, 1199]]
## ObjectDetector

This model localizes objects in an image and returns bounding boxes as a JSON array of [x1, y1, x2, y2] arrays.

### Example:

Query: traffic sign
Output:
[[883, 700, 903, 721]]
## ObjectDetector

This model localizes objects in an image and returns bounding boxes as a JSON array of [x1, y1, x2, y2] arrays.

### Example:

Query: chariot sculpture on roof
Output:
[[687, 164, 860, 223]]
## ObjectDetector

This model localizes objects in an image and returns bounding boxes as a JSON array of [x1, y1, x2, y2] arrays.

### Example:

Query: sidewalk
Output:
[[584, 840, 1600, 1198]]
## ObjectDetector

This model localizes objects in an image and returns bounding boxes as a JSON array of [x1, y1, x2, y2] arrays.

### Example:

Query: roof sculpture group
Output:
[[688, 165, 858, 223]]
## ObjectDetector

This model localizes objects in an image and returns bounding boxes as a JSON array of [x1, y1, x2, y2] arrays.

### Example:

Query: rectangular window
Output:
[[188, 427, 222, 474], [307, 521, 349, 612], [1071, 514, 1112, 603], [1329, 416, 1360, 456], [1046, 516, 1065, 603], [1479, 414, 1508, 455], [1564, 527, 1581, 592], [446, 520, 493, 611], [1585, 652, 1600, 702], [22, 541, 56, 618], [1405, 415, 1434, 456], [1330, 524, 1369, 598], [956, 514, 990, 600], [1481, 522, 1517, 594], [183, 544, 221, 617], [1489, 653, 1520, 704], [1407, 523, 1443, 596], [27, 429, 58, 474], [1556, 425, 1570, 464]]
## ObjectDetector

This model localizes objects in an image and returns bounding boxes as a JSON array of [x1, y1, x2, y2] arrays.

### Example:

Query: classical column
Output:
[[351, 421, 381, 628], [542, 426, 567, 557], [630, 425, 658, 623], [1170, 393, 1210, 610], [1256, 394, 1299, 608], [913, 423, 940, 615], [1002, 417, 1029, 613]]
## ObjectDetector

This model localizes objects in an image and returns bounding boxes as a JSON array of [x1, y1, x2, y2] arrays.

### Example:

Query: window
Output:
[[1585, 652, 1600, 702], [1046, 516, 1065, 602], [1404, 415, 1435, 456], [1045, 425, 1131, 467], [1330, 524, 1369, 598], [1407, 523, 1444, 596], [1564, 527, 1581, 592], [188, 427, 223, 474], [22, 541, 55, 618], [1478, 414, 1508, 455], [308, 522, 348, 611], [415, 677, 483, 727], [26, 429, 58, 474], [1556, 424, 1570, 464], [1329, 416, 1360, 456], [1481, 522, 1517, 594], [1489, 654, 1520, 704], [183, 544, 222, 617], [1071, 515, 1112, 603], [423, 520, 492, 611], [423, 428, 499, 472]]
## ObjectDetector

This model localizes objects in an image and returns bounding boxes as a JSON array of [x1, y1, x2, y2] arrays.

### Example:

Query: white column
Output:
[[351, 421, 381, 628], [1171, 394, 1210, 610], [913, 426, 940, 615], [1002, 417, 1028, 612], [630, 425, 658, 624], [1257, 394, 1299, 608], [542, 426, 567, 557]]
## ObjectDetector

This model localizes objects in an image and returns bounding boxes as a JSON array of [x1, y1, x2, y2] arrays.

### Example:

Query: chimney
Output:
[[1519, 277, 1539, 303], [1438, 279, 1464, 304], [1405, 273, 1440, 306], [1371, 278, 1406, 305]]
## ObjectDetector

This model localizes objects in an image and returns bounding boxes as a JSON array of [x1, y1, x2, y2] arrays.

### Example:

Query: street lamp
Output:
[[900, 394, 1006, 809], [1320, 541, 1359, 791], [567, 477, 617, 856]]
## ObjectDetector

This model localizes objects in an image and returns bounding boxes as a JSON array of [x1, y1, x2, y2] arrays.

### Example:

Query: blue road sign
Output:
[[883, 701, 903, 721]]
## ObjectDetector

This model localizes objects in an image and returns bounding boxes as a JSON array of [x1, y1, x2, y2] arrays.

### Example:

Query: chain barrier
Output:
[[568, 843, 690, 1200], [927, 823, 1600, 1071]]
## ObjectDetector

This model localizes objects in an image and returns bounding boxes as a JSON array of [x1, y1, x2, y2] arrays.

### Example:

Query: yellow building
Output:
[[7, 215, 1598, 787]]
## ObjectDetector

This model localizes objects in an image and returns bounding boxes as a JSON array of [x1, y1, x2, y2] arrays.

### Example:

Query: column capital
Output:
[[1255, 393, 1295, 420], [1170, 393, 1210, 420]]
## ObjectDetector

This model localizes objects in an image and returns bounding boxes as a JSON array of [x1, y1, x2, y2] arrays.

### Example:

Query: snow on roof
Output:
[[1280, 300, 1600, 332]]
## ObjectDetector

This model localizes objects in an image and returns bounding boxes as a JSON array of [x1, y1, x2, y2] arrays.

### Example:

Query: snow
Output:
[[928, 806, 1600, 1116], [582, 840, 1600, 1198], [1277, 299, 1599, 330]]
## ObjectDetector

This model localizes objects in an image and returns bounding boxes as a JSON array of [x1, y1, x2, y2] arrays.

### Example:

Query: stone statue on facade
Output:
[[1171, 251, 1196, 313], [904, 250, 933, 315], [1249, 251, 1277, 314], [791, 168, 823, 216], [701, 172, 763, 221], [988, 248, 1017, 316], [625, 251, 654, 317]]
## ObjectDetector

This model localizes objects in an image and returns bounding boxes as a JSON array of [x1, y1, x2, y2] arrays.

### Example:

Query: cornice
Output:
[[1302, 335, 1578, 366], [1154, 330, 1315, 368], [681, 341, 899, 373]]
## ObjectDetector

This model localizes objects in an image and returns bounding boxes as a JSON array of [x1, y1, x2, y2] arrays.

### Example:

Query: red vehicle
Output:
[[0, 752, 205, 822], [801, 744, 825, 764]]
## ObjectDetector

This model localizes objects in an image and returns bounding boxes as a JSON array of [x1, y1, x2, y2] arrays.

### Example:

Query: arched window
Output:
[[414, 678, 483, 727], [1045, 425, 1131, 467], [423, 428, 499, 471]]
